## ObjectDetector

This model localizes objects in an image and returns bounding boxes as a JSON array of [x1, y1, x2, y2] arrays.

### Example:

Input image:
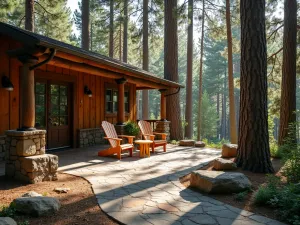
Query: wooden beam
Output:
[[54, 51, 181, 89], [159, 89, 167, 121], [116, 78, 126, 125], [20, 58, 38, 130], [38, 55, 170, 90]]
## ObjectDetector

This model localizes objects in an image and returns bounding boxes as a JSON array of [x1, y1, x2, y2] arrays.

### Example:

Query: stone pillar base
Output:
[[78, 128, 106, 147], [155, 121, 170, 141], [5, 130, 58, 183]]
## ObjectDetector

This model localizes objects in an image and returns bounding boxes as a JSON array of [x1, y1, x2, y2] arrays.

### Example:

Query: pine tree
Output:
[[278, 0, 297, 145], [235, 0, 274, 173], [164, 0, 183, 140]]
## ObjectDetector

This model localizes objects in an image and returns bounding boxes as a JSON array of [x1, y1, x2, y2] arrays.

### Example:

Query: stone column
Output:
[[155, 121, 171, 141], [5, 130, 58, 183]]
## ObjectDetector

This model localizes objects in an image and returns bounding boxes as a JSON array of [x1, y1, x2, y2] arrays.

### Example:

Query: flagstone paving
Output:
[[56, 145, 284, 225]]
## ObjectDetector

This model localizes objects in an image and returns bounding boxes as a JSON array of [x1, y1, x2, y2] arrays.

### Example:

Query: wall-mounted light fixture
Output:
[[84, 86, 92, 97], [1, 75, 14, 91]]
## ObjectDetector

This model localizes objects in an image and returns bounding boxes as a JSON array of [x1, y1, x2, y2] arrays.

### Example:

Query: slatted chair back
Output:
[[138, 120, 153, 140], [102, 121, 118, 147]]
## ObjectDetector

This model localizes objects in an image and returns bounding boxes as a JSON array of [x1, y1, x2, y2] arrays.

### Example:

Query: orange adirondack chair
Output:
[[98, 121, 135, 160], [138, 120, 167, 153]]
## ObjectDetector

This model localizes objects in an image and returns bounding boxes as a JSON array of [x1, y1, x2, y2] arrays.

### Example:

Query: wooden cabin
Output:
[[0, 22, 183, 158]]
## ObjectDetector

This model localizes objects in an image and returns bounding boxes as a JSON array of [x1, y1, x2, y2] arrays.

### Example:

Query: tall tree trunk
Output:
[[109, 0, 114, 58], [225, 0, 237, 144], [119, 24, 122, 61], [142, 0, 149, 120], [185, 0, 194, 139], [222, 71, 227, 139], [217, 92, 220, 138], [278, 0, 297, 145], [164, 0, 182, 140], [197, 0, 205, 141], [235, 0, 274, 173], [123, 0, 128, 63], [90, 21, 93, 51], [25, 0, 34, 31], [81, 0, 90, 50]]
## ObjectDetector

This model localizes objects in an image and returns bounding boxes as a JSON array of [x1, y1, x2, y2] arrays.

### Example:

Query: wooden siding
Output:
[[0, 36, 137, 145]]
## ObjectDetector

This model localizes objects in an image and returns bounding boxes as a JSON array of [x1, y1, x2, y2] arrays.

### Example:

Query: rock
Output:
[[190, 171, 251, 194], [179, 140, 195, 146], [0, 217, 17, 225], [54, 187, 70, 193], [213, 158, 237, 171], [222, 144, 238, 158], [22, 191, 42, 197], [195, 141, 206, 147], [13, 196, 61, 217], [16, 139, 36, 156]]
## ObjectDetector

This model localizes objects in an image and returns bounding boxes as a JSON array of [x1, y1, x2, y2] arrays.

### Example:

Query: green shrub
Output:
[[234, 190, 249, 202], [202, 138, 228, 149], [170, 140, 179, 145], [124, 121, 140, 136], [0, 203, 16, 217], [254, 175, 280, 205], [282, 146, 300, 183], [255, 175, 300, 224], [270, 142, 284, 158]]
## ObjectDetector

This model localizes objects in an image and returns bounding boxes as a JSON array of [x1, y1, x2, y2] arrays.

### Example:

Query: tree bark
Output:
[[119, 23, 122, 61], [278, 0, 297, 145], [123, 0, 128, 63], [142, 0, 149, 120], [217, 92, 220, 138], [197, 0, 205, 141], [25, 0, 34, 31], [225, 0, 237, 144], [81, 0, 90, 50], [164, 0, 183, 140], [109, 0, 114, 58], [184, 0, 194, 139], [235, 0, 274, 173]]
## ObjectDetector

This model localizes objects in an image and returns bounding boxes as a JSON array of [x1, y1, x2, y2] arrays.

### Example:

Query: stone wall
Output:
[[0, 136, 5, 162], [78, 128, 106, 147], [5, 130, 58, 183], [154, 121, 171, 141]]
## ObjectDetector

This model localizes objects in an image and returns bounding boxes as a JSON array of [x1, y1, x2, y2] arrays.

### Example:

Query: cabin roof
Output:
[[0, 22, 184, 89]]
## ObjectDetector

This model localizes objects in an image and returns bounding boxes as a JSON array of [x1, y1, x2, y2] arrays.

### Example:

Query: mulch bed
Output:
[[180, 158, 283, 221], [0, 173, 120, 225]]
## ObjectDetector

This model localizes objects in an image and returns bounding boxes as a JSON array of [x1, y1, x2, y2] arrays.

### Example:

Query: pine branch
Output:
[[267, 47, 283, 61]]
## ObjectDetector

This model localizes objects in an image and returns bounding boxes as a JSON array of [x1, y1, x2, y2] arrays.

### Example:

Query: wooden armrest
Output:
[[104, 137, 122, 141], [153, 132, 167, 140], [118, 135, 135, 138], [118, 135, 135, 144]]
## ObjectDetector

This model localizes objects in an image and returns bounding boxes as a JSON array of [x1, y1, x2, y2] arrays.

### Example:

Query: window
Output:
[[35, 82, 46, 128], [105, 89, 129, 113]]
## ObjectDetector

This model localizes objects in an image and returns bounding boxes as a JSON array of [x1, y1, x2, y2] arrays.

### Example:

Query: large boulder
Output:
[[213, 158, 237, 171], [222, 144, 238, 158], [179, 140, 195, 147], [195, 141, 206, 147], [13, 197, 61, 217], [0, 217, 17, 225], [190, 171, 251, 194]]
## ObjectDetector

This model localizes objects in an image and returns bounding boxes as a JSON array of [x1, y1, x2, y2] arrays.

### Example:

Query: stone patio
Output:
[[0, 145, 285, 225]]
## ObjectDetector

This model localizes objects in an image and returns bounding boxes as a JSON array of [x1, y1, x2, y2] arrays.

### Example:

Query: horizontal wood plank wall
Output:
[[0, 36, 137, 137], [39, 65, 137, 130], [0, 37, 22, 135]]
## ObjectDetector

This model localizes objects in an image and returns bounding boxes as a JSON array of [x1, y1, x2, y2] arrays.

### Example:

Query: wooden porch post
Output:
[[19, 57, 38, 130], [159, 89, 167, 121], [116, 78, 127, 125]]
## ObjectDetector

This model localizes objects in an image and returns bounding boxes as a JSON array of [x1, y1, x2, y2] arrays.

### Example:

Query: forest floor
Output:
[[180, 158, 284, 221], [0, 172, 120, 225]]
